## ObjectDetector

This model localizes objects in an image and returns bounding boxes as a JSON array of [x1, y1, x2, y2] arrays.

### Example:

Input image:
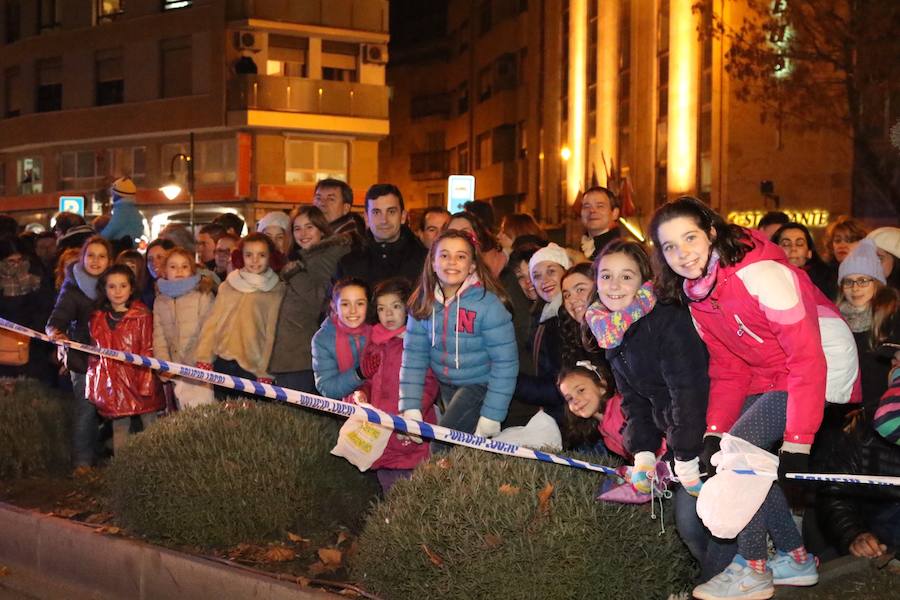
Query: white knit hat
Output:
[[256, 211, 290, 234], [529, 242, 572, 274], [868, 227, 900, 260], [838, 239, 886, 285]]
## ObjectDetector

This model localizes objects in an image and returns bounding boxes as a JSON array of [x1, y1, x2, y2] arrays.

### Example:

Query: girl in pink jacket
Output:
[[650, 197, 852, 598], [350, 277, 439, 493]]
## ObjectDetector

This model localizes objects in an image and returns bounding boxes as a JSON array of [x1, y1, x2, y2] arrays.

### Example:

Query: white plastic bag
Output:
[[330, 408, 391, 471], [696, 433, 778, 539], [491, 410, 563, 451], [173, 379, 216, 410]]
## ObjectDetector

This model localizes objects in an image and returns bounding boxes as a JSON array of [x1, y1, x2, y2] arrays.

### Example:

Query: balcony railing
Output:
[[227, 75, 389, 120]]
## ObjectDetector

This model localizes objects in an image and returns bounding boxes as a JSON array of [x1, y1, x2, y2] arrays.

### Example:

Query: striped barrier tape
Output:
[[0, 317, 620, 476]]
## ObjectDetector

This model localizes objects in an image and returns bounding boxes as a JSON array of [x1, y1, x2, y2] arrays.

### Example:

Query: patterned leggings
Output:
[[729, 391, 803, 560]]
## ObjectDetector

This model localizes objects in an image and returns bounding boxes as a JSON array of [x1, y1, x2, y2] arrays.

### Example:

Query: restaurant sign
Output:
[[727, 209, 830, 228]]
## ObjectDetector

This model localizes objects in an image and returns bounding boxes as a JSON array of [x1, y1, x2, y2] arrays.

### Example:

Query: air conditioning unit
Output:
[[362, 43, 388, 65], [233, 30, 266, 53]]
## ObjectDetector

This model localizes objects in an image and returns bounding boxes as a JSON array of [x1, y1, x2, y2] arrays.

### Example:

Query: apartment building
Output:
[[0, 0, 390, 236], [383, 0, 852, 235]]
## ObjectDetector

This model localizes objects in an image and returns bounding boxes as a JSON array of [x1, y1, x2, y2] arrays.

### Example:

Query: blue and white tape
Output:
[[0, 317, 619, 475]]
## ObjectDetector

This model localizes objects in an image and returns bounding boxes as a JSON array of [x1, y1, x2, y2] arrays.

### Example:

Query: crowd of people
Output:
[[0, 176, 898, 599]]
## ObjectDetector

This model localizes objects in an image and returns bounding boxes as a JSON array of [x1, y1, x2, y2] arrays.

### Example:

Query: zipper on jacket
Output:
[[733, 314, 764, 344]]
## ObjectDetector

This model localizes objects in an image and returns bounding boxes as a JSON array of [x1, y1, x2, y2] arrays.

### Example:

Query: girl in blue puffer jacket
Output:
[[399, 229, 518, 443]]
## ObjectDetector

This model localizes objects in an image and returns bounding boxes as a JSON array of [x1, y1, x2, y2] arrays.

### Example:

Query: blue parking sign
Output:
[[447, 175, 475, 214], [59, 196, 85, 216]]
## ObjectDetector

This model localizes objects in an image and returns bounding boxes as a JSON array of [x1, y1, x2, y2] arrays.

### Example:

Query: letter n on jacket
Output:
[[456, 309, 477, 334]]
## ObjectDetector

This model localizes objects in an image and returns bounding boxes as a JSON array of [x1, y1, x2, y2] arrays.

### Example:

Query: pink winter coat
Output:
[[689, 230, 840, 451], [353, 324, 439, 470]]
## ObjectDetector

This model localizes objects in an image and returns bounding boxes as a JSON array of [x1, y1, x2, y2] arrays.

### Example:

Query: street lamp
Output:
[[159, 132, 196, 231]]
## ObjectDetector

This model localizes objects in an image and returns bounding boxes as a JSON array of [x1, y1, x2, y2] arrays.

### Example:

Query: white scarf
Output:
[[226, 268, 279, 293], [540, 293, 563, 324]]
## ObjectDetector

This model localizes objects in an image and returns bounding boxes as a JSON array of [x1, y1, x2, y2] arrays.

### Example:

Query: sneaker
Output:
[[769, 551, 819, 586], [693, 555, 774, 600]]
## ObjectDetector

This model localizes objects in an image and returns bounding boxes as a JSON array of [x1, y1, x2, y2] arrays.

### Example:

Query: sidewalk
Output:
[[0, 503, 339, 600]]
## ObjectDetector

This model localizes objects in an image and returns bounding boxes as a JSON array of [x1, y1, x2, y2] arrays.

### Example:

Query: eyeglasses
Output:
[[841, 277, 874, 289]]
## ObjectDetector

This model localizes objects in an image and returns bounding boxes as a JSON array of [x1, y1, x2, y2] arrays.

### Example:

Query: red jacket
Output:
[[87, 301, 164, 418], [689, 230, 836, 450], [352, 325, 439, 470]]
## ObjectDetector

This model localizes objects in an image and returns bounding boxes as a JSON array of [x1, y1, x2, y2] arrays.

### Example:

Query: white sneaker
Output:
[[769, 551, 818, 586], [692, 555, 774, 600]]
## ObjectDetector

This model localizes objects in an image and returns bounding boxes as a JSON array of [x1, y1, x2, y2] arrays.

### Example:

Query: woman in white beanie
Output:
[[837, 238, 899, 418], [867, 226, 900, 291], [510, 242, 572, 426], [256, 211, 292, 260]]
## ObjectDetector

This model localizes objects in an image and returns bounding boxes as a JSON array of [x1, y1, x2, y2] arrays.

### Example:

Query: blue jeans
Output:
[[674, 487, 738, 582], [274, 370, 318, 395], [871, 503, 900, 548], [431, 382, 487, 454], [70, 371, 98, 467], [213, 358, 260, 401]]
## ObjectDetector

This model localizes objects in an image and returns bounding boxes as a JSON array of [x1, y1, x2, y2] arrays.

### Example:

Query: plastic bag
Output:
[[331, 408, 391, 471]]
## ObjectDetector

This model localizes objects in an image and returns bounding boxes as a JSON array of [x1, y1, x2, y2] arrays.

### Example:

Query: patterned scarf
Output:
[[0, 258, 40, 297], [584, 282, 657, 349], [839, 302, 873, 333], [683, 250, 721, 302], [332, 315, 371, 372]]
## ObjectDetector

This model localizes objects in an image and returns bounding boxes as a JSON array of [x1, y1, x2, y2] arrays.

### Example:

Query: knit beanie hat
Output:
[[838, 238, 886, 285], [529, 242, 572, 274], [868, 227, 900, 260], [256, 211, 290, 234], [111, 177, 136, 199]]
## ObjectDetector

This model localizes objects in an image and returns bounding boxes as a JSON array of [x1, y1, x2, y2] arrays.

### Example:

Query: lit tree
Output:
[[695, 0, 900, 218]]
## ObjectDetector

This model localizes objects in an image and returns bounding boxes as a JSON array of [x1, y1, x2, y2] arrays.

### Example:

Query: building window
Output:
[[162, 139, 236, 185], [0, 163, 6, 195], [478, 1, 492, 36], [59, 150, 105, 190], [475, 131, 491, 169], [96, 0, 124, 23], [517, 120, 527, 159], [457, 82, 469, 115], [161, 36, 192, 98], [36, 58, 63, 113], [457, 143, 469, 174], [285, 140, 348, 184], [655, 0, 669, 206], [4, 68, 22, 118], [427, 191, 445, 206], [617, 0, 632, 171], [5, 1, 21, 43], [477, 67, 492, 102], [96, 48, 124, 106], [267, 35, 308, 78], [411, 93, 451, 120], [18, 157, 43, 195], [458, 19, 470, 55], [322, 40, 358, 82], [162, 0, 192, 10], [107, 146, 146, 183], [38, 0, 62, 31]]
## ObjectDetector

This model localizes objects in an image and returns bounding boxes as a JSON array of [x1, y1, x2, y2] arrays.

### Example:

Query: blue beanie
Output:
[[838, 238, 886, 285]]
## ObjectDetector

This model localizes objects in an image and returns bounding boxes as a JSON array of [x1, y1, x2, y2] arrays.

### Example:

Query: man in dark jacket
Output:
[[336, 184, 427, 288], [314, 178, 366, 242], [816, 419, 900, 560], [579, 186, 632, 260]]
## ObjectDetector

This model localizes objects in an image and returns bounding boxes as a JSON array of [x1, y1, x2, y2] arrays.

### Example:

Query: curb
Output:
[[0, 502, 340, 600], [775, 554, 873, 598]]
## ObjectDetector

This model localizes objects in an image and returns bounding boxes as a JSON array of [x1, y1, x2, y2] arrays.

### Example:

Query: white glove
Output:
[[474, 416, 501, 438], [399, 409, 424, 444]]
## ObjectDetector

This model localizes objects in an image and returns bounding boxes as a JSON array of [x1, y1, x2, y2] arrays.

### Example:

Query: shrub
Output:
[[0, 378, 71, 478], [107, 400, 379, 547], [352, 448, 696, 600]]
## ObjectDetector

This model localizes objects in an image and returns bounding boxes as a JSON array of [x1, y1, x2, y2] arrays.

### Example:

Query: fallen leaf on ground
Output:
[[296, 577, 311, 587], [421, 544, 444, 567], [308, 560, 339, 576], [318, 547, 343, 566], [286, 532, 309, 544], [93, 526, 122, 535], [483, 534, 504, 549], [336, 531, 351, 546], [263, 546, 296, 562], [537, 482, 554, 515], [338, 589, 361, 597], [437, 457, 452, 469], [84, 512, 113, 525], [0, 565, 9, 577], [498, 483, 520, 496], [50, 508, 82, 519]]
